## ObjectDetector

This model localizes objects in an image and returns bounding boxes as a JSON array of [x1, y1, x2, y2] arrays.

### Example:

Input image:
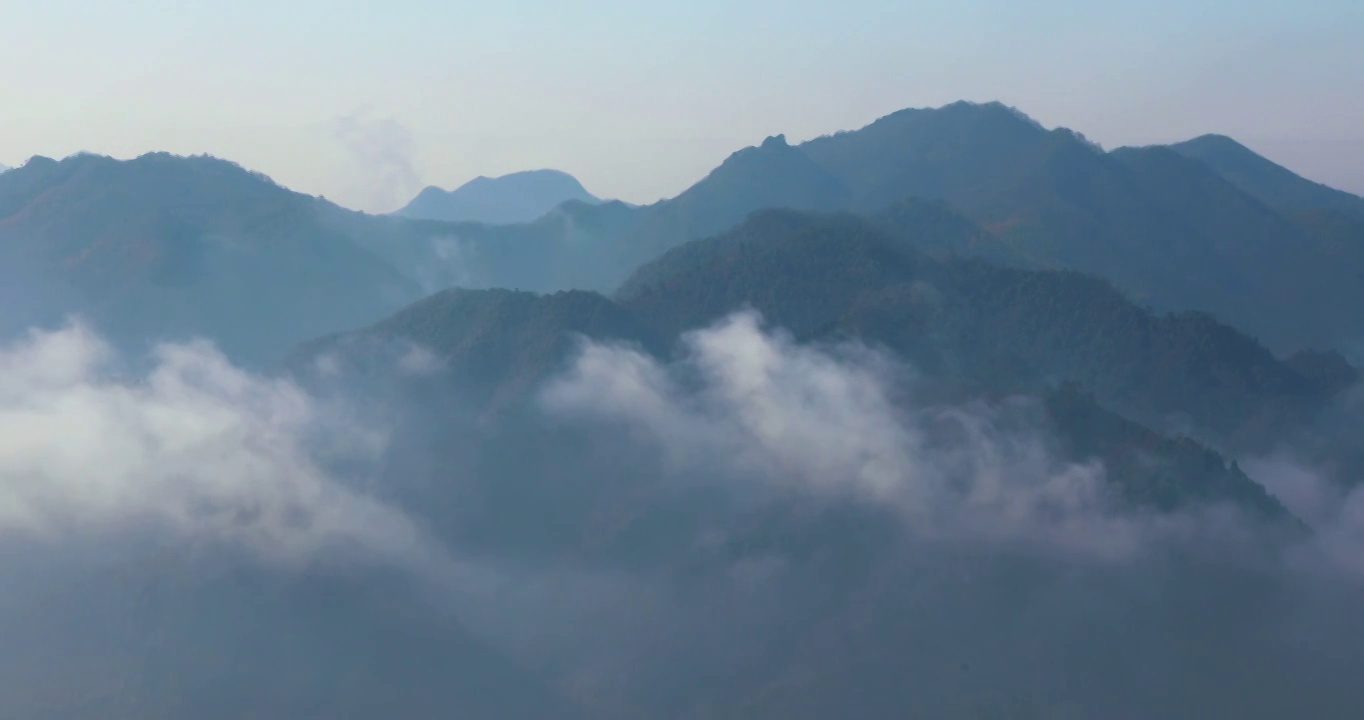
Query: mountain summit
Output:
[[1168, 134, 1364, 219], [395, 169, 601, 224]]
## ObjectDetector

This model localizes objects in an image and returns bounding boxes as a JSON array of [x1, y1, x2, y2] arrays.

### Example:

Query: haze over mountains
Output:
[[4, 99, 1364, 717]]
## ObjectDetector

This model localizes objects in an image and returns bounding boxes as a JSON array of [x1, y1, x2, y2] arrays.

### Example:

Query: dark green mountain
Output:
[[395, 168, 602, 224], [617, 209, 1335, 449], [295, 287, 664, 414], [867, 196, 1026, 266]]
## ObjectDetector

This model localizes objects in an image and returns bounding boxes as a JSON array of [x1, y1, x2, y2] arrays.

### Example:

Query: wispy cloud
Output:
[[332, 106, 423, 213]]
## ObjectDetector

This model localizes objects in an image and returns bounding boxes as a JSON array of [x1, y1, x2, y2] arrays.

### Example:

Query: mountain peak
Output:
[[394, 168, 600, 224], [22, 155, 59, 169], [663, 133, 850, 239], [1181, 133, 1246, 150], [939, 99, 1047, 129], [761, 134, 788, 149], [1170, 133, 1364, 217]]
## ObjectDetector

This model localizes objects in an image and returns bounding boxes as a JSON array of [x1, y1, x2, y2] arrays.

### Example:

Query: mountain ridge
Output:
[[0, 151, 422, 365], [394, 168, 602, 224], [1166, 134, 1364, 219]]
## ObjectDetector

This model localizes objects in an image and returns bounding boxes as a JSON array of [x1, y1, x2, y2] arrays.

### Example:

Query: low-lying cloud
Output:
[[522, 311, 1364, 716], [543, 310, 1184, 561], [0, 320, 437, 572]]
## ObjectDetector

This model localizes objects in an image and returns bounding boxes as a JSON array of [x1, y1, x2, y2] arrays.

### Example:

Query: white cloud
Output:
[[542, 310, 1172, 561], [0, 321, 438, 572]]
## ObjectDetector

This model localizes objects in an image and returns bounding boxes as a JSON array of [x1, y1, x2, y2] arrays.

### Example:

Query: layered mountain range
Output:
[[4, 100, 1364, 717]]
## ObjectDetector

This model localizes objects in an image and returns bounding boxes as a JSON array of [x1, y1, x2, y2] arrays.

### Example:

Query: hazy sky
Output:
[[3, 0, 1361, 212]]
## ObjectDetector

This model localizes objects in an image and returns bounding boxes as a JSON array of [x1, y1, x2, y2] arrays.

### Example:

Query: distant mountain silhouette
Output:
[[0, 152, 422, 365], [395, 169, 601, 224], [1169, 134, 1364, 219]]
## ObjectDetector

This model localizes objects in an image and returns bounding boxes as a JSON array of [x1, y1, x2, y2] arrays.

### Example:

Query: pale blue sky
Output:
[[3, 0, 1361, 211]]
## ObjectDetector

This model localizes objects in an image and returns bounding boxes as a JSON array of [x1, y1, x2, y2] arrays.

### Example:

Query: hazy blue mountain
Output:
[[798, 100, 1098, 215], [1169, 134, 1364, 219], [343, 136, 854, 295], [791, 102, 1364, 355], [0, 152, 427, 365], [395, 169, 601, 224], [645, 134, 849, 238]]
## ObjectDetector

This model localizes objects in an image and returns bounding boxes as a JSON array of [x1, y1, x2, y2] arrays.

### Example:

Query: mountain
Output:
[[395, 169, 602, 224], [617, 209, 1336, 450], [867, 196, 1025, 266], [799, 100, 1096, 215], [0, 152, 427, 365], [360, 101, 1364, 358], [345, 137, 854, 296], [1169, 134, 1364, 220], [295, 209, 1304, 518], [789, 101, 1364, 355], [294, 287, 664, 414], [647, 134, 849, 239], [283, 210, 1328, 717], [12, 102, 1364, 370]]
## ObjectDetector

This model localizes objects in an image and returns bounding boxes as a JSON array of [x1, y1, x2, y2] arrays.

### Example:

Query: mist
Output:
[[331, 108, 423, 214], [3, 311, 1364, 718], [0, 321, 579, 719], [316, 311, 1364, 717]]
